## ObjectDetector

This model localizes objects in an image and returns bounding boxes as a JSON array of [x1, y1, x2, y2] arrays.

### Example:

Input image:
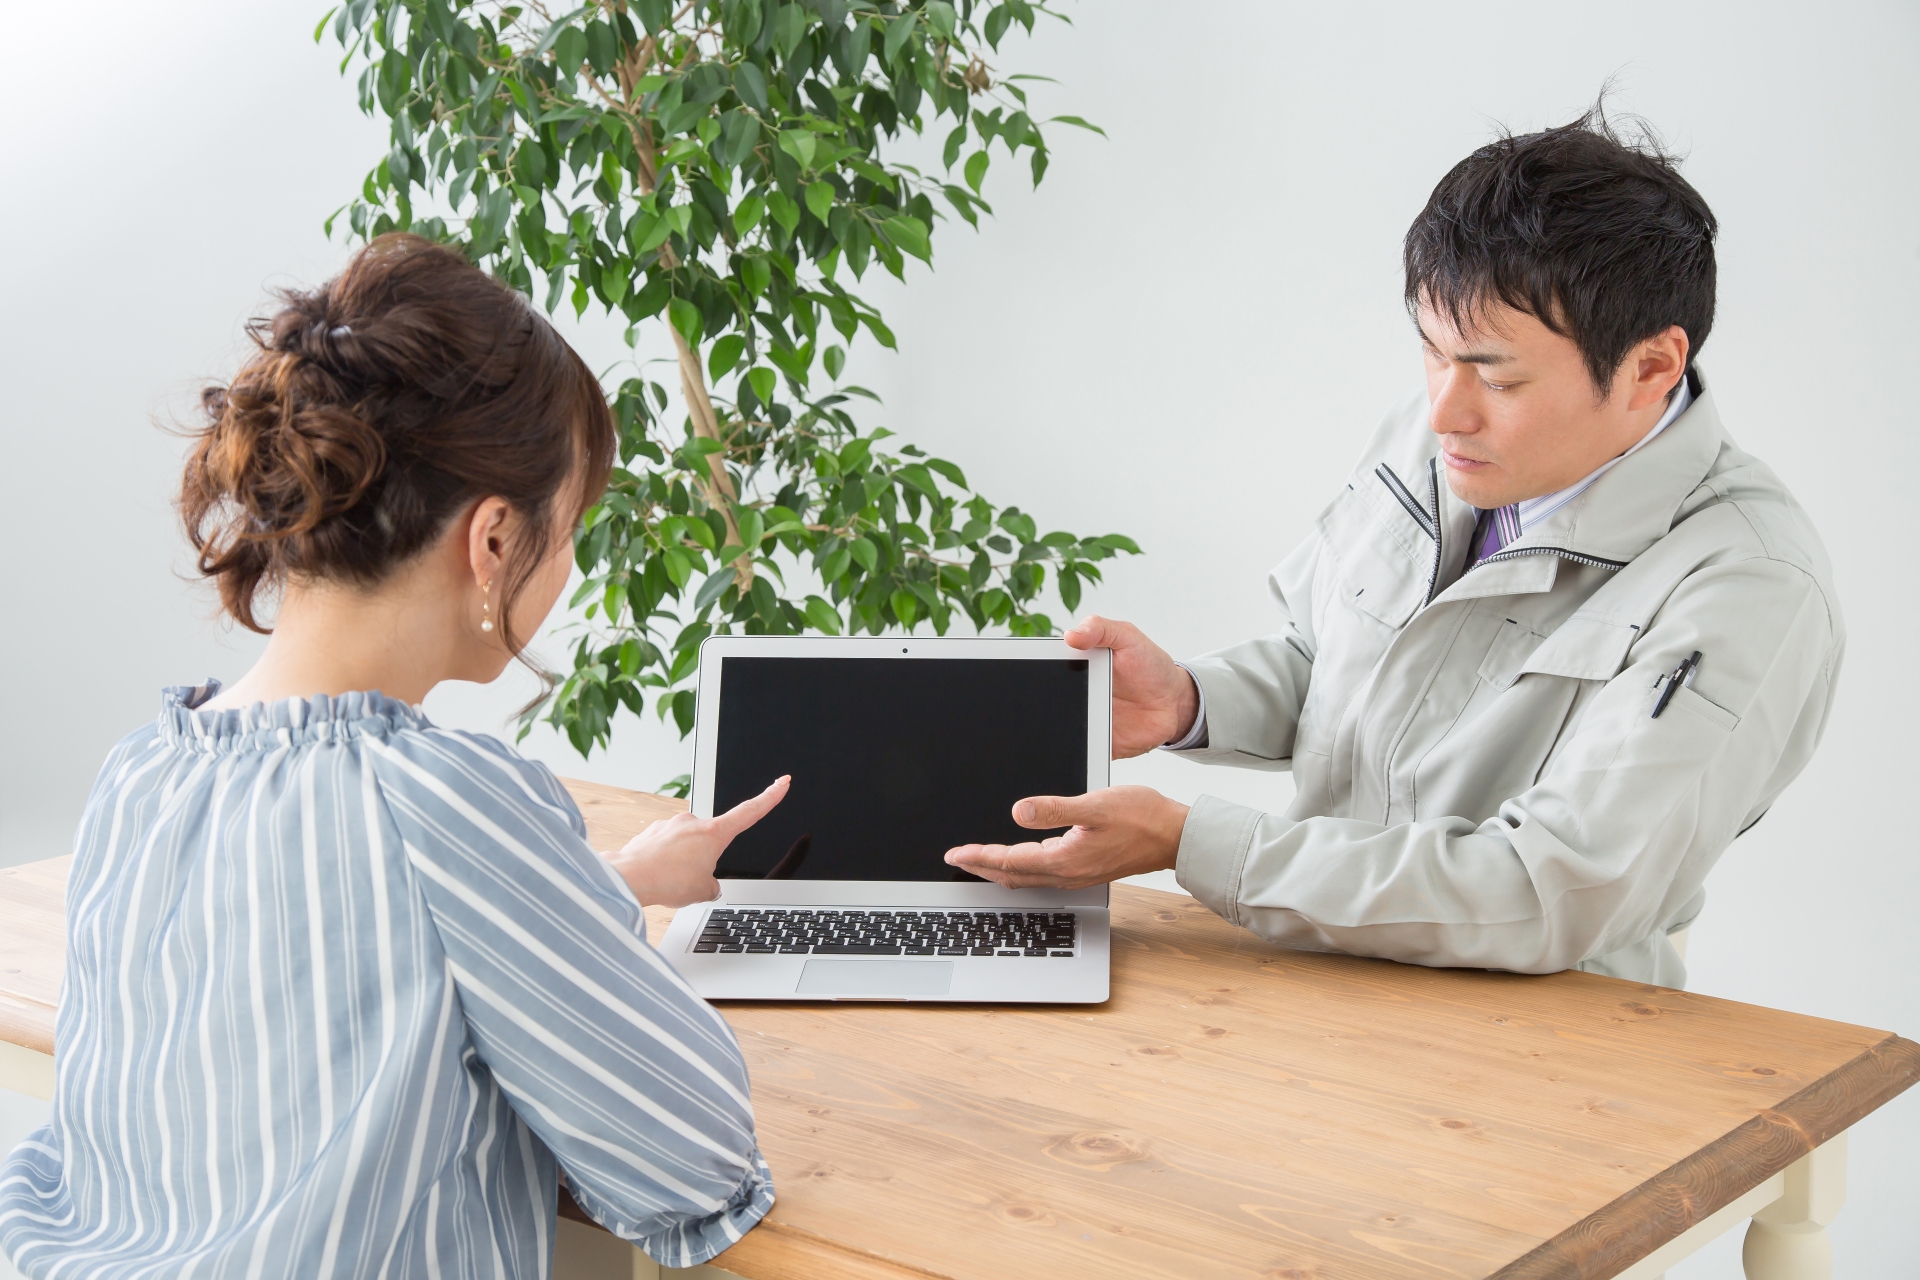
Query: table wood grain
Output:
[[3, 779, 1914, 1280]]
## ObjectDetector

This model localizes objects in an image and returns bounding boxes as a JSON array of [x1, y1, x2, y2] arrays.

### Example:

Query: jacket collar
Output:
[[1431, 368, 1724, 604]]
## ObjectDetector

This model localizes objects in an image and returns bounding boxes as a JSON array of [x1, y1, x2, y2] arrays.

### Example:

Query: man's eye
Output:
[[1481, 379, 1512, 392]]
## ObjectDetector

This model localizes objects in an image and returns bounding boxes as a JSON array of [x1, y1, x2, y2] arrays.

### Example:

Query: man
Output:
[[945, 110, 1843, 987]]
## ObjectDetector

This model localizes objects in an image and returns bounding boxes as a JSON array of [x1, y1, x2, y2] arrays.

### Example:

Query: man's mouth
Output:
[[1441, 448, 1493, 472]]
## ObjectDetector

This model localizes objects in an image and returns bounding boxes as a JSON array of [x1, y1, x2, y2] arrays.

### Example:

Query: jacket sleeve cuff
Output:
[[1170, 655, 1274, 761], [1158, 663, 1210, 751], [1172, 795, 1266, 926]]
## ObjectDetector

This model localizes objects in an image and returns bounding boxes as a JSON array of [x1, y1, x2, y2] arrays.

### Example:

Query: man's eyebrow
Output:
[[1414, 321, 1514, 365]]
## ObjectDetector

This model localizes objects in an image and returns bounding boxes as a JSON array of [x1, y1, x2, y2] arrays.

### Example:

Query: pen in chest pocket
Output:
[[1651, 650, 1704, 719]]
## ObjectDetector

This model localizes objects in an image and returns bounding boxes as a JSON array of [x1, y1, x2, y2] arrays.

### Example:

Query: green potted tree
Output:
[[323, 0, 1137, 760]]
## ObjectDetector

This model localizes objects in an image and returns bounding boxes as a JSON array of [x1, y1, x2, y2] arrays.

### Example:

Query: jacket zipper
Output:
[[1477, 545, 1629, 572], [1374, 460, 1445, 604]]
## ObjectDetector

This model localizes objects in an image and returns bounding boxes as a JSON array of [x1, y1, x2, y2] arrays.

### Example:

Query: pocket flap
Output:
[[1318, 487, 1428, 630], [1519, 615, 1640, 682], [1477, 618, 1546, 691]]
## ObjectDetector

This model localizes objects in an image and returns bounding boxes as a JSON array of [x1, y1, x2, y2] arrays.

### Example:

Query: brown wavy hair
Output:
[[180, 234, 614, 656]]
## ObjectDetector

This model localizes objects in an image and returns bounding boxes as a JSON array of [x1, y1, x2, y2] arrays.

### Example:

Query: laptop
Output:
[[657, 635, 1112, 1003]]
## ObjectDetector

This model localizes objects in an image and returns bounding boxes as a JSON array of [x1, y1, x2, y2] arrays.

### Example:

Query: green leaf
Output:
[[858, 311, 897, 349], [682, 516, 718, 551], [897, 462, 938, 496], [530, 7, 591, 57], [890, 588, 919, 627], [819, 548, 852, 581], [882, 13, 917, 64], [695, 567, 734, 610], [1049, 114, 1107, 138], [838, 436, 872, 472], [805, 181, 835, 224], [779, 130, 819, 170], [881, 214, 931, 263], [964, 150, 990, 194], [804, 595, 843, 635], [942, 123, 968, 169], [732, 195, 766, 237], [660, 546, 694, 587], [552, 26, 588, 74], [669, 297, 703, 346], [822, 344, 846, 380], [926, 457, 967, 488], [771, 2, 808, 56], [734, 60, 770, 115], [767, 190, 799, 231], [984, 4, 1012, 47], [585, 19, 618, 73], [747, 367, 778, 404], [736, 506, 765, 550], [849, 537, 879, 574], [708, 333, 747, 380], [636, 214, 673, 254]]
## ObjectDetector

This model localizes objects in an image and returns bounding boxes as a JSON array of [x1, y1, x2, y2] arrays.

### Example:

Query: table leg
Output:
[[552, 1218, 744, 1280], [0, 1043, 54, 1101], [1742, 1131, 1846, 1280]]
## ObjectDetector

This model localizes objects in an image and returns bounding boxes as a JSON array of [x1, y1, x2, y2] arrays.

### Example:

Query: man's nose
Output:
[[1428, 365, 1480, 437]]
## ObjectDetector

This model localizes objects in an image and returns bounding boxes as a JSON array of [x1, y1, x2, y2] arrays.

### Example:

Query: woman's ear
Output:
[[465, 496, 515, 587]]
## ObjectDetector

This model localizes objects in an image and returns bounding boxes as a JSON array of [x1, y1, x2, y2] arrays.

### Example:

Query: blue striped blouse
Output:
[[0, 684, 773, 1277]]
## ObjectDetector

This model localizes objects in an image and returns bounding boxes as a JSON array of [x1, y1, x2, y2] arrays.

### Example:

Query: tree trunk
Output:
[[613, 57, 754, 591], [671, 327, 753, 589]]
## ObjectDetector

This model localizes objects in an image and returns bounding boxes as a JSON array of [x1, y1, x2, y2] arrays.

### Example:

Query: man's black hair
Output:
[[1403, 101, 1718, 396]]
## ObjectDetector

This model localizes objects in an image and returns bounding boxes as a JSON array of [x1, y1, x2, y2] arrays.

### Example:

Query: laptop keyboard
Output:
[[692, 909, 1080, 957]]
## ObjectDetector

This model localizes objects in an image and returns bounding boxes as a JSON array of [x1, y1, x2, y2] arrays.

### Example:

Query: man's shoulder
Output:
[[1664, 433, 1838, 612]]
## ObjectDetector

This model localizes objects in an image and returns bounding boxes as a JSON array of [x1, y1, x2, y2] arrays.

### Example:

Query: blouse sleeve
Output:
[[369, 728, 773, 1267]]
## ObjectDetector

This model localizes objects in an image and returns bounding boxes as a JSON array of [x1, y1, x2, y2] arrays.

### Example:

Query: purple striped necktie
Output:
[[1470, 504, 1523, 568]]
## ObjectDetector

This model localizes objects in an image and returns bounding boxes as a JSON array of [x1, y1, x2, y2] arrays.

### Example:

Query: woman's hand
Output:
[[605, 776, 790, 908]]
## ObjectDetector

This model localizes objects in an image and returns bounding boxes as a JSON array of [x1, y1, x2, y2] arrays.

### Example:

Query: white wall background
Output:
[[1, 2, 1915, 1276]]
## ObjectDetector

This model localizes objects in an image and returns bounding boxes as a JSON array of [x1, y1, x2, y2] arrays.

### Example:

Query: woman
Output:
[[0, 235, 787, 1277]]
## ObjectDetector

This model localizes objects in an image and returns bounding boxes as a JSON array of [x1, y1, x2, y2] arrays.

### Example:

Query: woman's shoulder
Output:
[[371, 721, 587, 842]]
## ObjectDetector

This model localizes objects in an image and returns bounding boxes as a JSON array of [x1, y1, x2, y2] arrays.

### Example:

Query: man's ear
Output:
[[1624, 325, 1691, 412], [465, 496, 514, 586]]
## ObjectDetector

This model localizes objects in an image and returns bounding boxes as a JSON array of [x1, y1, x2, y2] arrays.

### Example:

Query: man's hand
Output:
[[604, 776, 790, 907], [943, 786, 1190, 889], [1065, 616, 1200, 758]]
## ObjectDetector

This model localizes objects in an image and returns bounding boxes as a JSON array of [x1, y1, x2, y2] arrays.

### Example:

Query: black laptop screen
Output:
[[709, 656, 1090, 881]]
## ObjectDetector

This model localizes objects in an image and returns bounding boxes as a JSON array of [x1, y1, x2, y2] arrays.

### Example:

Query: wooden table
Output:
[[3, 780, 1915, 1280]]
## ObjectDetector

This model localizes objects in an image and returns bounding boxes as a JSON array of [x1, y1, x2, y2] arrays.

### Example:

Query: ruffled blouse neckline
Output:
[[158, 680, 430, 755]]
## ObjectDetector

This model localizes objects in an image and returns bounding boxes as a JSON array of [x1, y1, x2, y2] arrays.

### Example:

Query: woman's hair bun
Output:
[[179, 234, 614, 644]]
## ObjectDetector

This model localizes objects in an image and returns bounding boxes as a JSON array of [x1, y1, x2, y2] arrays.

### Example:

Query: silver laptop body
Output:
[[658, 636, 1111, 1003]]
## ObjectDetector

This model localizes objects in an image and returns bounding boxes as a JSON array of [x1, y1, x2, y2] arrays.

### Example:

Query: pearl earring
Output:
[[480, 581, 494, 633]]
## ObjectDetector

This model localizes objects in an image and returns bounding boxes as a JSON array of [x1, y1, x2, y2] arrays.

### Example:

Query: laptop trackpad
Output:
[[796, 959, 953, 997]]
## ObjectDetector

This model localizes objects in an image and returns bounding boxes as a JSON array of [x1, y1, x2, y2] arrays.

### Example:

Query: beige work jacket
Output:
[[1171, 372, 1843, 986]]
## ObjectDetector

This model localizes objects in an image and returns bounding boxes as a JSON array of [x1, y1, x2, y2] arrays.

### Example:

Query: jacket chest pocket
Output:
[[1318, 485, 1430, 632], [1515, 614, 1641, 684]]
